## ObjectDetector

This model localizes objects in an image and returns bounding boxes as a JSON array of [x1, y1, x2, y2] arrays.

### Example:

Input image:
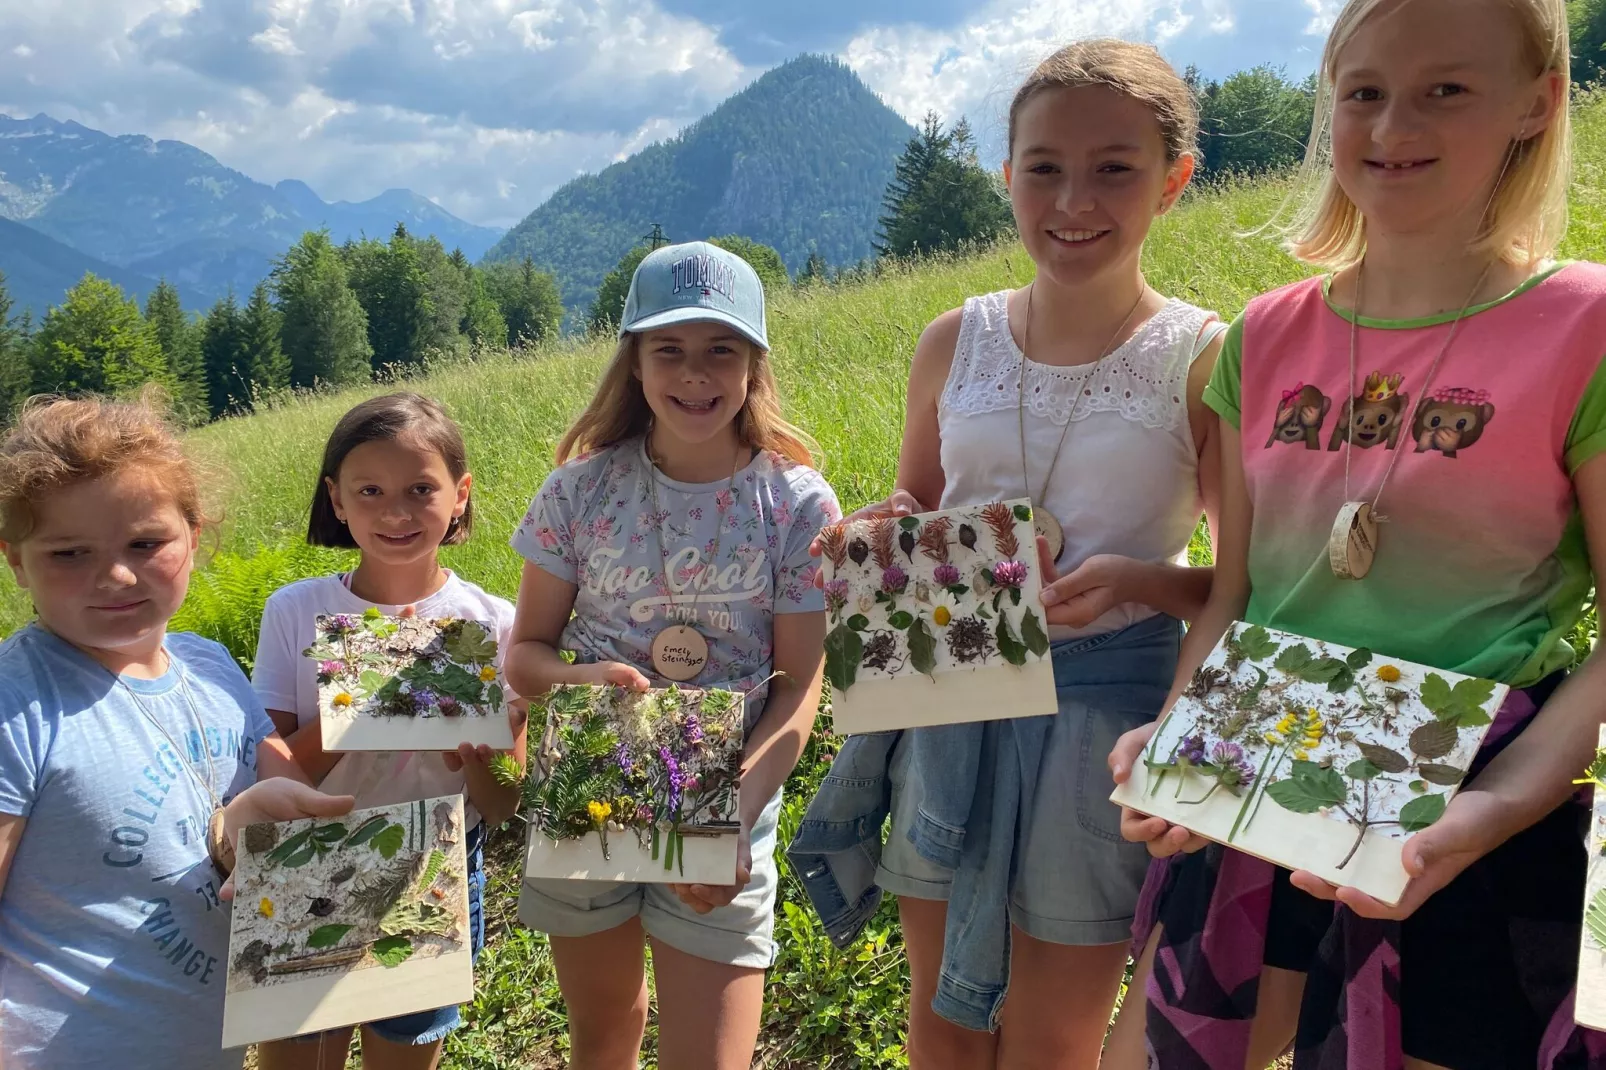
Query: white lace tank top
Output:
[[937, 290, 1222, 639]]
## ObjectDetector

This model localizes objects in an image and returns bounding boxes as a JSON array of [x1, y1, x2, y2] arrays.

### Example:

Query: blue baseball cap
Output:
[[620, 241, 769, 351]]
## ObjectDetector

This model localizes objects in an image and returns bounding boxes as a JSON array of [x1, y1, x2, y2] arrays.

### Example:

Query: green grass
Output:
[[12, 95, 1606, 1069]]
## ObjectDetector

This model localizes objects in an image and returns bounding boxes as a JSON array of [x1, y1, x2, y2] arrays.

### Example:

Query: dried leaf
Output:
[[958, 524, 978, 552], [995, 616, 1027, 667], [1416, 762, 1467, 786], [907, 619, 937, 679], [847, 538, 870, 566], [444, 621, 498, 663], [1408, 721, 1459, 760], [243, 823, 278, 855], [1346, 759, 1382, 781], [1020, 611, 1049, 658], [825, 623, 863, 692], [1345, 648, 1374, 670], [1398, 792, 1446, 832], [1264, 761, 1348, 814], [899, 530, 917, 561], [1357, 743, 1410, 774]]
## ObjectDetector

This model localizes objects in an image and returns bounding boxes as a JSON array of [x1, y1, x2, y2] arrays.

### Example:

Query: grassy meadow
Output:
[[9, 96, 1606, 1068]]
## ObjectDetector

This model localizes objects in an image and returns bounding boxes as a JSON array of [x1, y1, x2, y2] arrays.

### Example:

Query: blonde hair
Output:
[[0, 387, 213, 544], [1285, 0, 1570, 268], [1009, 39, 1200, 162], [555, 334, 818, 468]]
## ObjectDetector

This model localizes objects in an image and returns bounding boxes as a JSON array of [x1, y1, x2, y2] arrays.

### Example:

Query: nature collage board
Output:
[[515, 684, 745, 885], [308, 610, 515, 751], [1576, 726, 1606, 1029], [818, 499, 1057, 735], [221, 796, 472, 1048], [1109, 623, 1508, 904]]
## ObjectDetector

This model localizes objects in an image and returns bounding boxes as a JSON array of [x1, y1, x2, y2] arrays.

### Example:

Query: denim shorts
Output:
[[876, 617, 1178, 946], [518, 789, 782, 969], [285, 820, 487, 1047]]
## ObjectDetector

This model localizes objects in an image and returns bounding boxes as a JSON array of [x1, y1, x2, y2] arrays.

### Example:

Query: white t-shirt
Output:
[[252, 572, 515, 824]]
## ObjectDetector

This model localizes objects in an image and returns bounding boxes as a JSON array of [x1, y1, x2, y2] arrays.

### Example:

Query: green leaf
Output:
[[1020, 610, 1050, 658], [1409, 721, 1459, 760], [945, 584, 970, 597], [1236, 626, 1279, 662], [343, 815, 391, 848], [416, 849, 447, 892], [1416, 762, 1468, 787], [1398, 792, 1447, 832], [264, 827, 313, 867], [887, 611, 915, 631], [1357, 742, 1410, 774], [825, 624, 863, 692], [1264, 761, 1349, 814], [1235, 668, 1269, 710], [1585, 888, 1606, 950], [1009, 587, 1021, 607], [899, 516, 920, 531], [1012, 504, 1033, 523], [444, 621, 498, 663], [995, 616, 1028, 667], [307, 924, 353, 950], [1299, 658, 1347, 684], [357, 669, 387, 697], [363, 607, 383, 622], [370, 823, 406, 860], [370, 935, 415, 968], [311, 823, 348, 846], [281, 841, 318, 869], [1420, 673, 1454, 716], [1409, 780, 1428, 794], [907, 619, 938, 679], [1346, 759, 1382, 781], [1346, 648, 1374, 670], [847, 614, 870, 632], [1273, 644, 1313, 674], [1327, 667, 1356, 694], [1450, 677, 1497, 710]]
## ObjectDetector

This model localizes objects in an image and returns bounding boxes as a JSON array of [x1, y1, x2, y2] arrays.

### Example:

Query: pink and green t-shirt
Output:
[[1205, 262, 1606, 686]]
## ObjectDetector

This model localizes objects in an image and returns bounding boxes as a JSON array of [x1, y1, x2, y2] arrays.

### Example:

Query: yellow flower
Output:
[[933, 606, 952, 627], [1295, 749, 1310, 761], [1264, 732, 1284, 747], [258, 897, 274, 919], [479, 666, 498, 682], [1376, 665, 1401, 683], [332, 692, 353, 708], [586, 800, 612, 824], [1276, 715, 1296, 733]]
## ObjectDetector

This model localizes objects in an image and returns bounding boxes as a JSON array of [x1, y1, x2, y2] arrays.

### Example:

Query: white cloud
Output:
[[1303, 0, 1343, 34]]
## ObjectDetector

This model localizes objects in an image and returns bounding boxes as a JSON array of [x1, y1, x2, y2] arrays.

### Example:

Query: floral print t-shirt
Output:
[[511, 438, 840, 729]]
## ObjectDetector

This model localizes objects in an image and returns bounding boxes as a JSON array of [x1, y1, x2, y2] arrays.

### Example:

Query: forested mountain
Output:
[[0, 216, 167, 316], [485, 55, 914, 313], [0, 114, 500, 308]]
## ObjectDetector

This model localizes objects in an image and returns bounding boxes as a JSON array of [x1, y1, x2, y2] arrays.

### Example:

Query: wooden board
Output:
[[524, 826, 739, 885], [222, 796, 472, 1048], [1575, 724, 1606, 1031], [1110, 624, 1506, 905], [307, 613, 515, 753], [819, 499, 1057, 735], [520, 684, 744, 886]]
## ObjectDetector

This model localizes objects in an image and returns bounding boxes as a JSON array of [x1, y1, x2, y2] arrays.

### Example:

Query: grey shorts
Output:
[[876, 626, 1174, 946], [518, 790, 782, 969]]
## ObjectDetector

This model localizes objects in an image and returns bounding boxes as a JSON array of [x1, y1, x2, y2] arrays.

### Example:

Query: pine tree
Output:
[[876, 114, 1014, 260], [460, 266, 509, 351], [31, 275, 171, 397], [345, 225, 434, 375], [1574, 0, 1606, 85], [144, 280, 207, 424], [875, 113, 949, 256], [0, 273, 29, 427], [796, 250, 829, 288], [274, 231, 373, 390], [201, 294, 245, 417], [239, 282, 289, 402], [485, 257, 564, 346]]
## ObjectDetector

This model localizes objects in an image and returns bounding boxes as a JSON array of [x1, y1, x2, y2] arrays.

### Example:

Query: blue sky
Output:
[[0, 0, 1339, 228]]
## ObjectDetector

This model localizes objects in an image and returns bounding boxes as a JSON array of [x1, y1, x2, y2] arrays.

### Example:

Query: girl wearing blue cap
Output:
[[504, 242, 840, 1069]]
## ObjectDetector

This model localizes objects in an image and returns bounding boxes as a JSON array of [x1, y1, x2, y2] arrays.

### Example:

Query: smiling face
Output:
[[1329, 0, 1561, 246], [634, 322, 753, 450], [1005, 84, 1193, 288], [3, 469, 198, 667], [325, 437, 470, 569]]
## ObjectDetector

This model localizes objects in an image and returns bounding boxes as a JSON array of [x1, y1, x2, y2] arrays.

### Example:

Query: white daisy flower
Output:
[[928, 589, 961, 628]]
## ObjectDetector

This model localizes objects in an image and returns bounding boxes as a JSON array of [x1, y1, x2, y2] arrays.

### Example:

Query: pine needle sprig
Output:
[[869, 518, 897, 570], [980, 503, 1020, 559], [917, 517, 953, 563], [818, 524, 849, 569]]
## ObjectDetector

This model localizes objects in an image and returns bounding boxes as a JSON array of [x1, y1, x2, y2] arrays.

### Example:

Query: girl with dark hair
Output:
[[251, 391, 527, 1070]]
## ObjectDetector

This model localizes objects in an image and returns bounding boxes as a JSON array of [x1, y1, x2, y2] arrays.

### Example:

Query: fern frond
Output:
[[868, 518, 897, 570]]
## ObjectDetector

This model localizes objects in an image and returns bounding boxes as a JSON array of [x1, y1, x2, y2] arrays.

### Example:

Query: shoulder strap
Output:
[[1190, 317, 1230, 363]]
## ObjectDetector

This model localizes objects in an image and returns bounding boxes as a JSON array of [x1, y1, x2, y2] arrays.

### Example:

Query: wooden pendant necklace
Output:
[[646, 439, 745, 681], [1329, 258, 1493, 580], [1017, 281, 1149, 562]]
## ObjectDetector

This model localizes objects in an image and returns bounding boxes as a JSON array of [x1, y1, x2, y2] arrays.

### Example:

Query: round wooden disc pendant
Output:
[[1035, 509, 1066, 563], [651, 625, 709, 682], [1329, 501, 1378, 581]]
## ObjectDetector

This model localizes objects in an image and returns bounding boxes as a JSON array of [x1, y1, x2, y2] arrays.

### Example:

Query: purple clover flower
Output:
[[881, 566, 908, 595], [317, 660, 346, 677], [824, 579, 850, 615], [328, 614, 358, 632], [992, 561, 1028, 588], [438, 697, 462, 718], [1179, 734, 1208, 764], [1211, 741, 1257, 790], [933, 563, 961, 587]]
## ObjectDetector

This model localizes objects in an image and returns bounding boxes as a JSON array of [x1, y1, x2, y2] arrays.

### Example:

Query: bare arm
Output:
[[456, 700, 530, 827], [0, 816, 25, 900], [256, 732, 312, 786], [280, 716, 342, 785], [892, 308, 961, 513], [503, 562, 650, 700]]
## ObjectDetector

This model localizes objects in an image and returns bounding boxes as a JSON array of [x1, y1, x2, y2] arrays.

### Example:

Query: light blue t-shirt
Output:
[[0, 626, 273, 1070], [511, 438, 840, 726]]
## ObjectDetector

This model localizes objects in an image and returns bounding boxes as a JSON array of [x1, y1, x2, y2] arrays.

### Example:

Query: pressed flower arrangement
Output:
[[222, 796, 472, 1047], [499, 684, 746, 885], [1574, 726, 1606, 1030], [1110, 624, 1508, 904], [306, 610, 515, 751], [818, 498, 1056, 735]]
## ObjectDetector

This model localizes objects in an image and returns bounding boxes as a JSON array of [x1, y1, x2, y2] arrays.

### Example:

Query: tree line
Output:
[[0, 224, 564, 426]]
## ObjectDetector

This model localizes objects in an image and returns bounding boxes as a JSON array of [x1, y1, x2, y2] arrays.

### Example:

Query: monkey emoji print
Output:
[[1267, 384, 1331, 449], [1413, 387, 1495, 458], [1329, 372, 1409, 451]]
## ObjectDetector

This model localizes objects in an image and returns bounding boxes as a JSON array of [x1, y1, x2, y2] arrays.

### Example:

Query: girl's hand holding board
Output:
[[216, 779, 356, 900]]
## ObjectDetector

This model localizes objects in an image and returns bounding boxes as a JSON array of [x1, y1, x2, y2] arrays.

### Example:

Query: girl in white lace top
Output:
[[837, 41, 1225, 1067]]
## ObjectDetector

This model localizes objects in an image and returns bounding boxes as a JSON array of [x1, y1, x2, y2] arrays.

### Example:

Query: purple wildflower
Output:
[[637, 806, 654, 825], [438, 697, 462, 718], [682, 714, 704, 746], [328, 614, 358, 632], [933, 563, 961, 587], [824, 579, 850, 615], [1210, 741, 1256, 790], [1179, 734, 1208, 764], [684, 776, 701, 794], [881, 566, 908, 595], [1211, 741, 1245, 766], [992, 561, 1028, 588], [614, 742, 634, 776], [318, 660, 346, 677], [410, 688, 438, 710]]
